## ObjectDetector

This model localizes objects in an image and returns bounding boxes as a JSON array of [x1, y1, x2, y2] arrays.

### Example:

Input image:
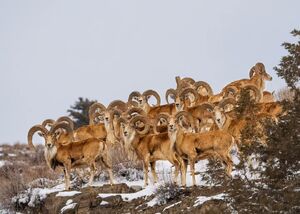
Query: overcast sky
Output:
[[0, 0, 299, 144]]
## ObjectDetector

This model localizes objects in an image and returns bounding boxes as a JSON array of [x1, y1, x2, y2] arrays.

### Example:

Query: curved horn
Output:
[[126, 107, 147, 119], [56, 116, 74, 130], [165, 89, 177, 104], [27, 125, 48, 150], [249, 63, 260, 78], [127, 100, 138, 108], [129, 115, 150, 135], [117, 117, 127, 126], [110, 108, 122, 119], [175, 111, 195, 129], [223, 85, 239, 98], [107, 100, 127, 112], [89, 102, 106, 124], [49, 122, 73, 140], [194, 81, 213, 96], [243, 85, 262, 102], [182, 77, 195, 85], [41, 119, 55, 129], [199, 102, 215, 112], [128, 91, 141, 103], [179, 88, 199, 104], [143, 90, 161, 106], [219, 98, 237, 110]]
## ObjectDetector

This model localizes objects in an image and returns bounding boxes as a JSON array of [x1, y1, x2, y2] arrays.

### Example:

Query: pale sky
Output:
[[0, 0, 299, 144]]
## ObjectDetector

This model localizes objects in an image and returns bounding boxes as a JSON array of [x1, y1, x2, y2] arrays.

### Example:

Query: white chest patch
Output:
[[44, 146, 57, 168]]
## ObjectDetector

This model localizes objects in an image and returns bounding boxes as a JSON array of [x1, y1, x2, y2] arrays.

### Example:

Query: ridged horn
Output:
[[165, 89, 177, 104], [249, 63, 263, 78], [110, 108, 123, 119], [143, 90, 161, 106], [41, 119, 55, 129], [27, 125, 48, 150], [199, 102, 215, 112], [129, 115, 150, 135], [89, 102, 106, 124], [182, 77, 195, 85], [128, 91, 141, 103], [56, 116, 74, 130], [126, 107, 147, 119], [49, 122, 73, 140], [175, 111, 195, 129], [219, 98, 237, 110], [179, 88, 199, 103], [107, 100, 127, 112], [243, 85, 262, 102], [194, 81, 213, 96], [223, 85, 238, 98]]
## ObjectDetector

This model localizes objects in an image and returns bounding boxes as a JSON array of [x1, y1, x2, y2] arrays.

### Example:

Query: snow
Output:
[[193, 193, 226, 207], [56, 191, 81, 197], [0, 160, 6, 168], [99, 184, 157, 202], [147, 197, 158, 207], [12, 184, 65, 208], [163, 201, 182, 211], [95, 160, 212, 205], [100, 201, 109, 206], [8, 153, 16, 157], [66, 199, 73, 205], [60, 203, 77, 213]]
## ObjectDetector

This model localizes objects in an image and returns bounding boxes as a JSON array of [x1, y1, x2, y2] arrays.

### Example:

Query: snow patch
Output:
[[12, 184, 65, 208], [100, 201, 109, 206], [0, 160, 6, 168], [8, 153, 16, 157], [60, 202, 77, 213], [99, 184, 156, 202], [56, 191, 81, 197], [193, 193, 226, 207], [163, 201, 182, 211]]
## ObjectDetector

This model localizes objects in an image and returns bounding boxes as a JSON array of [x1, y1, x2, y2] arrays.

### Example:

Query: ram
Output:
[[166, 111, 235, 186], [213, 98, 282, 144], [27, 122, 114, 190], [221, 62, 272, 102], [119, 115, 186, 186]]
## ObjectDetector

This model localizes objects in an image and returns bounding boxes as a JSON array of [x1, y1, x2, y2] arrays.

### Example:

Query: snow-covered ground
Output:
[[10, 156, 251, 212]]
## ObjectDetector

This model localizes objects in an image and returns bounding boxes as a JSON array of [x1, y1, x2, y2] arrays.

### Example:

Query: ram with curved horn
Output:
[[166, 111, 236, 186], [87, 102, 123, 145], [119, 115, 186, 186], [28, 121, 113, 190], [212, 97, 281, 145], [175, 76, 195, 91], [221, 62, 272, 102], [128, 89, 161, 113]]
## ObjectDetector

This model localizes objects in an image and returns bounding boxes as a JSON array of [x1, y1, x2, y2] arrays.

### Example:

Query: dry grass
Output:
[[0, 144, 60, 209]]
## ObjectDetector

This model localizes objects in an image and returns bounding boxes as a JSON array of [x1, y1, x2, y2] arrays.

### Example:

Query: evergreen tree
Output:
[[226, 29, 300, 212], [67, 97, 96, 129]]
